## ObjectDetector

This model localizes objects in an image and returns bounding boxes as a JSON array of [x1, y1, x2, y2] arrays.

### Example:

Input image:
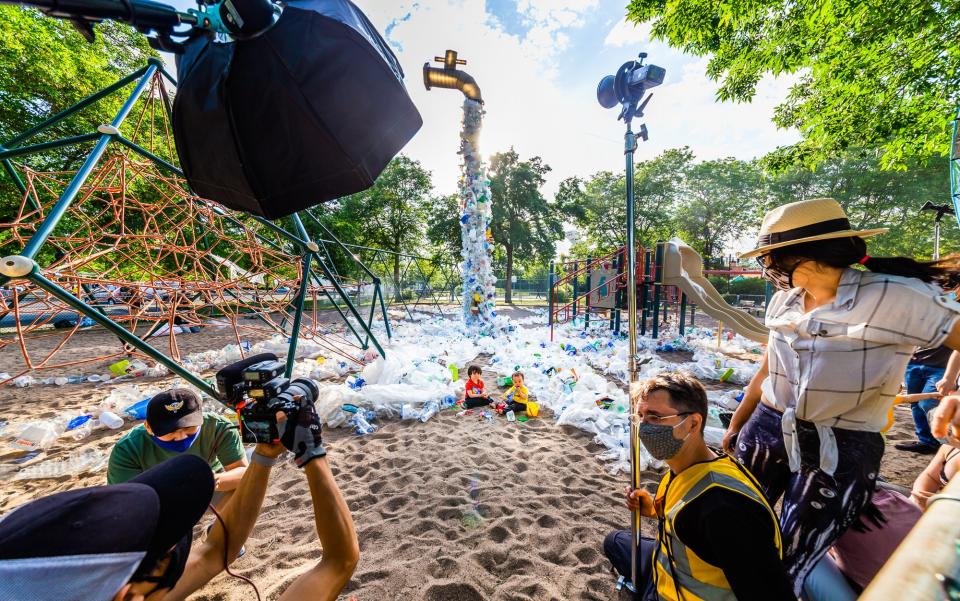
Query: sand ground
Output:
[[0, 309, 931, 600]]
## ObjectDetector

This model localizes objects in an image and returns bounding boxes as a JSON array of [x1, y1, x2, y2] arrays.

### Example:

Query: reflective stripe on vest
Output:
[[653, 456, 781, 601]]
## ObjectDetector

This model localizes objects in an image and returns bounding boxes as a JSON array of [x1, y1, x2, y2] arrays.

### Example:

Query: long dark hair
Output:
[[767, 237, 960, 290]]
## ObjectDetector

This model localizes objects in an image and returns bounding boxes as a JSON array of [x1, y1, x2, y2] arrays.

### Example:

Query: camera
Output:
[[216, 353, 320, 444]]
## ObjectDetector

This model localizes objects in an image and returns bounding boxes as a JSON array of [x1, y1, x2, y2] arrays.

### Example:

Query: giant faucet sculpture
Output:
[[424, 50, 497, 332]]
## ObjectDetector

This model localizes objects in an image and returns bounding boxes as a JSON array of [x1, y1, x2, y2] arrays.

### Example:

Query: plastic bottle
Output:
[[418, 399, 439, 423], [99, 411, 124, 429], [400, 403, 417, 420], [69, 420, 96, 441], [449, 364, 459, 381], [11, 422, 60, 451], [14, 448, 107, 480], [347, 414, 377, 435]]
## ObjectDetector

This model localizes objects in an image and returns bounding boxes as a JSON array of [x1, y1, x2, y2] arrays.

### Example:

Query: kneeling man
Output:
[[603, 372, 794, 600]]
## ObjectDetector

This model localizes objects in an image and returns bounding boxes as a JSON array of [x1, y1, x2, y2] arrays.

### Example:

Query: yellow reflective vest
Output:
[[653, 455, 782, 601]]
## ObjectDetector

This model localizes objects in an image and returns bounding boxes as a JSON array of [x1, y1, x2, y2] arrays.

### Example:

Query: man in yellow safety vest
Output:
[[603, 372, 795, 600]]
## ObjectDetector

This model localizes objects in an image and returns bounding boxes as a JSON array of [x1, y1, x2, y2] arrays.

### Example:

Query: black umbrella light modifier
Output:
[[173, 0, 423, 219]]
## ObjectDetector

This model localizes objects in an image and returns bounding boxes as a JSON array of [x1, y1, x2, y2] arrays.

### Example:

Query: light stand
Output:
[[921, 202, 954, 260], [597, 51, 665, 591]]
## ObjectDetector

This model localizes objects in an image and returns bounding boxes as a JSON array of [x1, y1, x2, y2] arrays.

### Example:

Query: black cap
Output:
[[147, 388, 202, 436], [0, 455, 214, 597]]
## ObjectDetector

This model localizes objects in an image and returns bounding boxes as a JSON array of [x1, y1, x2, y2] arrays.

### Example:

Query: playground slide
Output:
[[660, 239, 769, 343]]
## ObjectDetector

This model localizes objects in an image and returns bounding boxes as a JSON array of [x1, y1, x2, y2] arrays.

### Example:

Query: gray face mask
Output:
[[638, 417, 692, 461]]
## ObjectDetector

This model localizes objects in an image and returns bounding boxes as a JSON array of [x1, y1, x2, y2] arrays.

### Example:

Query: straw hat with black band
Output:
[[739, 198, 887, 260]]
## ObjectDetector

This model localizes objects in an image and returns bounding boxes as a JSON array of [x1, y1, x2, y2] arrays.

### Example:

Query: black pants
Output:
[[463, 396, 493, 409], [505, 401, 527, 413], [735, 403, 884, 596], [602, 531, 658, 601]]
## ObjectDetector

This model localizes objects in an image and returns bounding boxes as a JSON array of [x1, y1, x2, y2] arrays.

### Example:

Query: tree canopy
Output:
[[625, 0, 960, 171], [489, 149, 564, 303], [561, 146, 952, 262]]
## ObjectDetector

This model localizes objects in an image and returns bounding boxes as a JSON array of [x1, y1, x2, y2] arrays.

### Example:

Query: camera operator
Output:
[[0, 376, 358, 601]]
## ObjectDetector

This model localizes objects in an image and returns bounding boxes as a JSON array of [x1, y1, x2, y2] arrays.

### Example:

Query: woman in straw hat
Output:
[[723, 197, 960, 595]]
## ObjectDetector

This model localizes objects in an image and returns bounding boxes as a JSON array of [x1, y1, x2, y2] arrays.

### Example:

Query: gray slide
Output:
[[660, 239, 769, 343]]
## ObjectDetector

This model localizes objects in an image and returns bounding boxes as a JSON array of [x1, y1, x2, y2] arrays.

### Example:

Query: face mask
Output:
[[151, 431, 199, 453], [762, 263, 794, 291], [637, 417, 692, 461]]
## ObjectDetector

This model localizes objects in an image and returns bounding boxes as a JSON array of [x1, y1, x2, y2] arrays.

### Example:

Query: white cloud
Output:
[[604, 18, 653, 47]]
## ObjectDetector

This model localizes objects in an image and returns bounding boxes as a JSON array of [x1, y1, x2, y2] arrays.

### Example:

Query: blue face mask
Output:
[[151, 432, 199, 453]]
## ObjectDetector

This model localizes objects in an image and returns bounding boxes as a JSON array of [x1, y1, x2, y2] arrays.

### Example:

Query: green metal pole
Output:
[[285, 253, 313, 377], [572, 260, 579, 319], [22, 64, 159, 260], [2, 159, 29, 203], [679, 292, 687, 336], [652, 242, 663, 339], [0, 133, 101, 161], [311, 251, 386, 358], [3, 65, 150, 149], [115, 136, 183, 176], [640, 250, 650, 336], [28, 269, 219, 398]]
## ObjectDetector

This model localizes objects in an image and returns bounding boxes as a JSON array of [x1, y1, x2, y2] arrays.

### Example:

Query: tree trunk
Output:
[[505, 244, 514, 304]]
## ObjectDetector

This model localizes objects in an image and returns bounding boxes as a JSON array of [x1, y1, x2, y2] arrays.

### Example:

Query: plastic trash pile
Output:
[[458, 99, 498, 333], [302, 310, 760, 474]]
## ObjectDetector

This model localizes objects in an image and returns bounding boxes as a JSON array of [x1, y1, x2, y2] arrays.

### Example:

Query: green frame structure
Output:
[[0, 59, 391, 399]]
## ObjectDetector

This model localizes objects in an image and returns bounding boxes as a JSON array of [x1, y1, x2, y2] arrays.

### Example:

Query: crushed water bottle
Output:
[[348, 414, 377, 436], [14, 448, 107, 480], [441, 395, 457, 410], [418, 399, 439, 423]]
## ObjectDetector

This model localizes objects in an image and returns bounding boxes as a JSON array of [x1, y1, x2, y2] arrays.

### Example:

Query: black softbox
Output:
[[172, 0, 423, 219]]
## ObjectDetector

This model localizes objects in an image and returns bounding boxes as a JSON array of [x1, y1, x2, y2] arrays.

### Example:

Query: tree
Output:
[[335, 156, 432, 298], [425, 193, 462, 257], [488, 149, 564, 303], [557, 147, 696, 253], [672, 157, 765, 259], [625, 0, 960, 171], [0, 7, 160, 215], [767, 150, 955, 258]]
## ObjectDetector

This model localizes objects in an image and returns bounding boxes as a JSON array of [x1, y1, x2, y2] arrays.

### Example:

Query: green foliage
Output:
[[767, 151, 954, 259], [426, 193, 461, 256], [0, 7, 160, 217], [625, 0, 960, 171], [728, 277, 766, 297], [565, 145, 951, 263], [489, 148, 564, 302], [559, 147, 761, 258]]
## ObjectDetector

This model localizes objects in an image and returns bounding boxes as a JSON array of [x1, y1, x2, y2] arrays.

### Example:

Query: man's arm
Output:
[[276, 456, 359, 601], [723, 350, 768, 454], [162, 443, 284, 600], [214, 459, 248, 493], [937, 350, 960, 395]]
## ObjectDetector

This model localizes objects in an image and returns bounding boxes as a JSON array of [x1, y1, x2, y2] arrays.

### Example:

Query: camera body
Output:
[[216, 353, 319, 444]]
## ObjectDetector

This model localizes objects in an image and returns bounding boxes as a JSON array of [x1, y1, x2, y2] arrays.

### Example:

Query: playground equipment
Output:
[[660, 239, 768, 342], [549, 240, 767, 343], [0, 62, 392, 394], [423, 50, 497, 332]]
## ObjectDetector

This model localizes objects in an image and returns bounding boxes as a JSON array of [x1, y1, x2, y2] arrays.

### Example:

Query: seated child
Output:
[[464, 365, 493, 409], [504, 371, 538, 416]]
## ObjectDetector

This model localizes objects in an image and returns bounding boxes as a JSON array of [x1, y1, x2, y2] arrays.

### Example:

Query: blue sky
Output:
[[160, 0, 799, 202]]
